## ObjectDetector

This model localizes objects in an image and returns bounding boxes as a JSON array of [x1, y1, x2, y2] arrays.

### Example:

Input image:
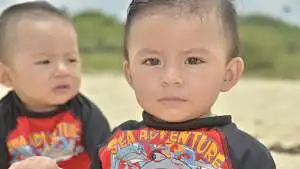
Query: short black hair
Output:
[[0, 1, 72, 63], [123, 0, 241, 60]]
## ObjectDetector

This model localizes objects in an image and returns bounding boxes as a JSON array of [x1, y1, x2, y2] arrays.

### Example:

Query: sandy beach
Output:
[[1, 74, 299, 168]]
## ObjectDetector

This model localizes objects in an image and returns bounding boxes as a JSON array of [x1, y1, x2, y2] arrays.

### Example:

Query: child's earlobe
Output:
[[0, 63, 13, 88], [221, 57, 244, 92]]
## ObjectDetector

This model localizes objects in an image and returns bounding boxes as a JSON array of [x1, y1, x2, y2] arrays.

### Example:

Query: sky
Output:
[[0, 0, 300, 26]]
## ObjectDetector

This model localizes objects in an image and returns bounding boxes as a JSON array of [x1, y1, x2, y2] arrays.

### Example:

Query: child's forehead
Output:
[[132, 5, 220, 24], [129, 8, 223, 41], [14, 15, 70, 28], [4, 17, 70, 46], [5, 19, 77, 56], [130, 14, 223, 42], [127, 14, 228, 58]]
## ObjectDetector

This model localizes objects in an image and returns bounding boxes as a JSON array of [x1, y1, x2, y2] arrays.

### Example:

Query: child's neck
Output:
[[205, 112, 217, 117], [13, 91, 59, 113], [152, 112, 217, 123], [25, 104, 58, 113]]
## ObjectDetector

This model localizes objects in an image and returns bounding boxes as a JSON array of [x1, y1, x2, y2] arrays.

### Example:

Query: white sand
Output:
[[1, 74, 299, 168]]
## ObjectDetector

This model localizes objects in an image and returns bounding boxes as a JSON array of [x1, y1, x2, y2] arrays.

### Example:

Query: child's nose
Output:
[[54, 62, 70, 76], [161, 66, 184, 87]]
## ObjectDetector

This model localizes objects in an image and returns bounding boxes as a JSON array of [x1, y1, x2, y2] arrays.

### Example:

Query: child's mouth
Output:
[[53, 84, 71, 93], [158, 97, 187, 103]]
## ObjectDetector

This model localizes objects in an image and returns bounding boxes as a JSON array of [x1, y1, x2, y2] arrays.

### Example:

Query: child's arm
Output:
[[0, 146, 9, 169], [8, 156, 61, 169], [74, 94, 111, 158], [82, 103, 111, 158], [238, 142, 276, 169], [220, 123, 276, 169], [89, 146, 103, 169]]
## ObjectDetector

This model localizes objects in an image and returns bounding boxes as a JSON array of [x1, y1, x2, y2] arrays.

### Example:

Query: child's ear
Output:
[[0, 62, 13, 88], [221, 57, 244, 92], [123, 60, 133, 88]]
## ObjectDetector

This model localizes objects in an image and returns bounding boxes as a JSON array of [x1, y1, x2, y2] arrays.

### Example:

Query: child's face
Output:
[[124, 14, 243, 122], [3, 19, 81, 111]]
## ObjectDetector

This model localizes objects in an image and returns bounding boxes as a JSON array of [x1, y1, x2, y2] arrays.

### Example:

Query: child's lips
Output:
[[53, 84, 71, 93], [157, 97, 188, 103]]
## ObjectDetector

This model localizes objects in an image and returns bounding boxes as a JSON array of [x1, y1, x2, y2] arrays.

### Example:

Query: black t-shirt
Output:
[[91, 112, 276, 169], [0, 91, 111, 169]]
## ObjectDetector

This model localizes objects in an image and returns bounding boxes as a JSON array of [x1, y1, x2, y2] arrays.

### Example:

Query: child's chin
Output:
[[49, 95, 73, 105]]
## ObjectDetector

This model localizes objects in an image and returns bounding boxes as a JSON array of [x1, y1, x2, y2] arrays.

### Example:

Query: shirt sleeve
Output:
[[82, 101, 111, 158], [72, 94, 112, 159], [0, 115, 9, 169], [219, 123, 276, 169], [89, 145, 103, 169], [239, 140, 276, 169]]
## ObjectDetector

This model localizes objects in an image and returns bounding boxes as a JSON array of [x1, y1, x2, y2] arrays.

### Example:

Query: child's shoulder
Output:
[[219, 122, 270, 153], [0, 90, 14, 116], [218, 123, 276, 169], [68, 92, 103, 116], [111, 120, 142, 133], [68, 93, 110, 133], [71, 92, 96, 106], [0, 91, 16, 140]]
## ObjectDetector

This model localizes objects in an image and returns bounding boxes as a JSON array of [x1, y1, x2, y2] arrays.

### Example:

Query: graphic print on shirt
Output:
[[100, 128, 232, 169], [6, 111, 85, 164]]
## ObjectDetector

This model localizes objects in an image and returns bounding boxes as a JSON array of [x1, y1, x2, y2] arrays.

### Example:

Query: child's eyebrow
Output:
[[33, 52, 51, 57], [32, 51, 79, 58], [135, 48, 160, 56], [181, 48, 212, 56], [64, 51, 79, 57]]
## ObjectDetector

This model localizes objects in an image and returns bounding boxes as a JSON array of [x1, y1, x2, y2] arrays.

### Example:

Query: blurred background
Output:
[[0, 0, 300, 168]]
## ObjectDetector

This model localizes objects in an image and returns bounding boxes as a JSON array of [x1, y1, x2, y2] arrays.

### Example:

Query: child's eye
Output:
[[68, 58, 78, 63], [185, 57, 204, 65], [142, 58, 161, 66], [36, 60, 50, 65]]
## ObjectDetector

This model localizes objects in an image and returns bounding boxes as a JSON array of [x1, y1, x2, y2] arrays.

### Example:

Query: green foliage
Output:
[[239, 15, 300, 79], [73, 11, 123, 54]]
